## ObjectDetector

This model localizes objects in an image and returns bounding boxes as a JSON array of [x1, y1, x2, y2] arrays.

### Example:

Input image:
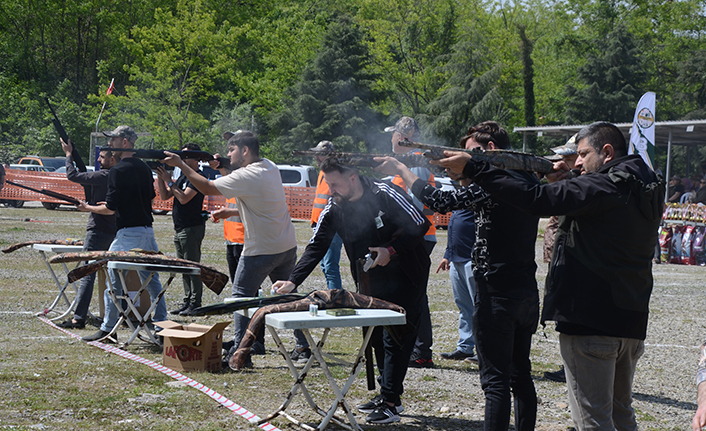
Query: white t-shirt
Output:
[[213, 159, 296, 256]]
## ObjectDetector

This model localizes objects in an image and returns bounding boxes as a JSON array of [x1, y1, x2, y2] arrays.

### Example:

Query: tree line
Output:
[[1, 0, 705, 173]]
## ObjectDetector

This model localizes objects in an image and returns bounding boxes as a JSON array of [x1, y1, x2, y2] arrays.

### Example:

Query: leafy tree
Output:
[[100, 0, 241, 151], [268, 14, 385, 160], [564, 24, 645, 124], [422, 34, 508, 146], [676, 50, 706, 120], [358, 0, 458, 115]]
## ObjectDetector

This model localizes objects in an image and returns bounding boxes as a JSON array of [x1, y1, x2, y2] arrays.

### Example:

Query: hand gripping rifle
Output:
[[398, 138, 556, 174], [45, 98, 91, 200], [100, 147, 231, 170]]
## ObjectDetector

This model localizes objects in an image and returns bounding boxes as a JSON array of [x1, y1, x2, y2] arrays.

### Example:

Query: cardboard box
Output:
[[156, 320, 231, 372], [97, 269, 152, 319]]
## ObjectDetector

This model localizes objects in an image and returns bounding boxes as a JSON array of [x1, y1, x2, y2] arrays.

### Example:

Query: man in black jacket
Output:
[[57, 140, 118, 329], [375, 121, 540, 431], [434, 121, 665, 431], [272, 158, 430, 425]]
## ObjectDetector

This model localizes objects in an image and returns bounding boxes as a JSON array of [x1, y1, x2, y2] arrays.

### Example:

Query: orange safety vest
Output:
[[392, 166, 437, 239], [311, 170, 331, 226], [223, 197, 244, 244]]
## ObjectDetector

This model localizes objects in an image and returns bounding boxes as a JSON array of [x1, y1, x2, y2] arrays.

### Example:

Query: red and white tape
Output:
[[38, 316, 282, 431]]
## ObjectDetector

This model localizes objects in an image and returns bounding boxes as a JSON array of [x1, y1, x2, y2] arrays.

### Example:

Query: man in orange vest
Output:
[[309, 140, 343, 290], [385, 116, 437, 368], [211, 197, 245, 283]]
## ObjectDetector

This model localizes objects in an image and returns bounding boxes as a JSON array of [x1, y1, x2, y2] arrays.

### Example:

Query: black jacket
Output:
[[289, 176, 431, 310], [464, 154, 665, 340], [411, 169, 540, 299]]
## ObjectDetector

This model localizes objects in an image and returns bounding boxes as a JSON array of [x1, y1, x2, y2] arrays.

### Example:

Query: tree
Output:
[[99, 0, 242, 151], [423, 35, 508, 146], [268, 14, 385, 160], [358, 0, 458, 115], [564, 24, 645, 124]]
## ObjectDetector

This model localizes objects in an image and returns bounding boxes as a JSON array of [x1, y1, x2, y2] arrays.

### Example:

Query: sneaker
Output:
[[57, 319, 85, 329], [357, 394, 403, 414], [290, 347, 312, 362], [169, 302, 189, 315], [82, 330, 117, 343], [440, 349, 475, 361], [463, 354, 479, 364], [366, 404, 401, 424], [544, 367, 566, 383], [408, 357, 434, 368]]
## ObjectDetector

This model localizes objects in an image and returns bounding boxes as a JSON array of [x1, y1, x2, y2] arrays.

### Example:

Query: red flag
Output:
[[106, 78, 115, 95]]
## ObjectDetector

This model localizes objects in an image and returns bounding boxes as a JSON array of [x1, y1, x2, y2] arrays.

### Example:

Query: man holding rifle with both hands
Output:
[[376, 120, 664, 431]]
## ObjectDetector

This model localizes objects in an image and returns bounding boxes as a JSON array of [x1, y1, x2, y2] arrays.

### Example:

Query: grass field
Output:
[[0, 203, 703, 430]]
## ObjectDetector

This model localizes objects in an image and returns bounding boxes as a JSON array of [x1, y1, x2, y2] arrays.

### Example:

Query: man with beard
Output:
[[375, 121, 540, 431], [161, 130, 308, 367], [79, 125, 168, 342], [272, 157, 431, 424], [432, 121, 664, 431], [58, 141, 118, 329]]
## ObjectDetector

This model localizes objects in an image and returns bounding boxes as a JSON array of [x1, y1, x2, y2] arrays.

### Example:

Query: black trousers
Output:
[[473, 281, 539, 431], [370, 304, 422, 405]]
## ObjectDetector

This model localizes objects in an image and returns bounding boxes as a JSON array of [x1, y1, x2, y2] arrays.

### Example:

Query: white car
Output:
[[277, 164, 317, 188]]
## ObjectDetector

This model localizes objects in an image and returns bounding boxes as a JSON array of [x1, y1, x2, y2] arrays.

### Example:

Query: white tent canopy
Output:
[[513, 119, 706, 186]]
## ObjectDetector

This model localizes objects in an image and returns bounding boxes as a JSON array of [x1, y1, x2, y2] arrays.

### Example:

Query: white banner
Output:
[[628, 92, 656, 170]]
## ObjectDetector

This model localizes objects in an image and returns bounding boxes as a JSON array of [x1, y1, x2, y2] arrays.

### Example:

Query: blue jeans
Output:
[[73, 229, 115, 321], [474, 282, 539, 431], [450, 260, 476, 354], [174, 224, 205, 306], [100, 226, 167, 332], [232, 247, 308, 349], [320, 232, 342, 290]]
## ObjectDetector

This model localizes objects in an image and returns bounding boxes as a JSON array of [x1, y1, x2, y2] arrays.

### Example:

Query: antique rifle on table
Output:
[[45, 98, 92, 200], [100, 147, 231, 170], [398, 138, 556, 174], [6, 179, 81, 206]]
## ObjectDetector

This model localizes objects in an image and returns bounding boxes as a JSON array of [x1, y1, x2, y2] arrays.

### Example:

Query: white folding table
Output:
[[100, 261, 200, 347], [260, 308, 406, 431], [32, 244, 86, 321]]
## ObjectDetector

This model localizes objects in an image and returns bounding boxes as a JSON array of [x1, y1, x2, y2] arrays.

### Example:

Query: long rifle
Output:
[[398, 138, 556, 174], [102, 147, 231, 170], [6, 179, 81, 206], [45, 98, 92, 200], [292, 150, 441, 173]]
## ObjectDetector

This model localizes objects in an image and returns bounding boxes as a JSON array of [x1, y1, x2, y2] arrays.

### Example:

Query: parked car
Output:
[[53, 166, 96, 174], [9, 164, 51, 172], [17, 156, 67, 172], [277, 164, 317, 188]]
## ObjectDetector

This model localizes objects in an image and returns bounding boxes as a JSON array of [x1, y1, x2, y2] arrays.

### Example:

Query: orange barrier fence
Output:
[[1, 168, 450, 227]]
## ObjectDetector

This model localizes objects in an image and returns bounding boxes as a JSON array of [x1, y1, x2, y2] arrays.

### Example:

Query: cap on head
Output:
[[384, 116, 420, 139], [223, 130, 246, 142], [551, 133, 578, 156], [102, 125, 138, 144], [309, 140, 334, 152], [671, 175, 681, 180]]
